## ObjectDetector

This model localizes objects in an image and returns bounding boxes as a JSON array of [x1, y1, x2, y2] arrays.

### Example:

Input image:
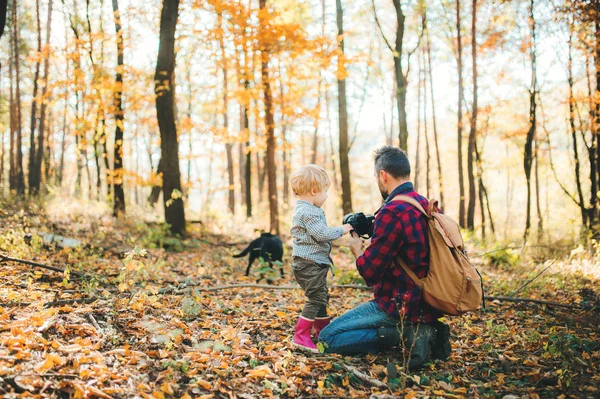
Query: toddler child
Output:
[[289, 164, 352, 352]]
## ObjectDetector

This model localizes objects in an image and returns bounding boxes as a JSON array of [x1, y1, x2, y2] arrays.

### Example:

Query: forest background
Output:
[[0, 0, 599, 398], [1, 0, 599, 241]]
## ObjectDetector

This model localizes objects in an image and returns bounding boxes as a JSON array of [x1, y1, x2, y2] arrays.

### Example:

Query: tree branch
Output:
[[371, 0, 394, 53], [510, 260, 556, 297], [342, 364, 388, 389], [487, 296, 599, 312], [159, 283, 371, 295], [0, 255, 83, 277]]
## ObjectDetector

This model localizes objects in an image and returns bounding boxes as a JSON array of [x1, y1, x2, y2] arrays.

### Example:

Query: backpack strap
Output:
[[390, 195, 430, 288], [395, 256, 425, 289], [390, 195, 430, 218]]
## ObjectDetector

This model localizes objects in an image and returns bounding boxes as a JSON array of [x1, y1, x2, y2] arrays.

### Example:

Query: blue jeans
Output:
[[318, 301, 399, 355]]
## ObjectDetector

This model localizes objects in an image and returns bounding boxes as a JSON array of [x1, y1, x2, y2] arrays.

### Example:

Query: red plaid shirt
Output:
[[356, 183, 441, 323]]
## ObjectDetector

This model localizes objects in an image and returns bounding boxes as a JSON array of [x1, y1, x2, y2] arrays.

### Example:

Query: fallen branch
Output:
[[160, 283, 372, 295], [342, 364, 388, 389], [510, 260, 556, 297], [159, 283, 598, 312], [44, 296, 98, 308], [486, 296, 599, 312], [0, 255, 83, 277]]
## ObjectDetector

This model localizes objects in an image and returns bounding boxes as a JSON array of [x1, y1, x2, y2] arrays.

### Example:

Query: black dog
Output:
[[233, 233, 284, 278]]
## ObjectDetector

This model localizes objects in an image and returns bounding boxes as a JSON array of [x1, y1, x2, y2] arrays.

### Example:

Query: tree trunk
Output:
[[218, 13, 235, 215], [58, 12, 68, 186], [586, 50, 598, 226], [456, 0, 465, 227], [148, 157, 163, 206], [426, 28, 445, 208], [12, 0, 25, 195], [9, 20, 15, 192], [415, 48, 422, 193], [28, 0, 42, 195], [259, 0, 278, 234], [112, 0, 126, 216], [43, 110, 52, 183], [391, 0, 408, 150], [311, 77, 322, 164], [244, 80, 252, 218], [466, 0, 477, 229], [337, 0, 352, 214], [155, 0, 185, 234], [325, 86, 340, 192], [523, 0, 537, 243], [423, 46, 430, 199], [279, 63, 290, 205], [568, 21, 586, 226], [34, 0, 53, 195], [0, 0, 7, 39], [594, 19, 600, 225], [534, 135, 543, 240]]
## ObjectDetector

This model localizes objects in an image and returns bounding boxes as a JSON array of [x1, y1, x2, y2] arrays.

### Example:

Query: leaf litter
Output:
[[0, 205, 598, 398]]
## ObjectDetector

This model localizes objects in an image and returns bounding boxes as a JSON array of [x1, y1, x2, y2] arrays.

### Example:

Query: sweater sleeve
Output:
[[302, 211, 344, 242]]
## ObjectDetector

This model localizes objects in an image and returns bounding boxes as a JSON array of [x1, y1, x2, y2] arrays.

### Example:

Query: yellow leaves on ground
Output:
[[37, 353, 66, 373], [246, 364, 272, 379]]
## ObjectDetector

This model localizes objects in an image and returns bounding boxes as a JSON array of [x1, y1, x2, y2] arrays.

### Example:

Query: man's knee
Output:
[[317, 322, 334, 345]]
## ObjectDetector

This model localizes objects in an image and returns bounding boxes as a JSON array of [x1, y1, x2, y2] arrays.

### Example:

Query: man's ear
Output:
[[379, 170, 387, 183]]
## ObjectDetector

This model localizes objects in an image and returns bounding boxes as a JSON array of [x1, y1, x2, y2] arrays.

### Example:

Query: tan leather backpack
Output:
[[392, 195, 484, 316]]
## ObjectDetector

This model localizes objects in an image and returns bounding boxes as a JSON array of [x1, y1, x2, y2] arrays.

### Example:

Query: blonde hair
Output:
[[290, 164, 331, 196]]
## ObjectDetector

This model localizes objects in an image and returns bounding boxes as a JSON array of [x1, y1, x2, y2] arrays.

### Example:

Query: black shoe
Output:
[[377, 326, 400, 348], [431, 321, 451, 361]]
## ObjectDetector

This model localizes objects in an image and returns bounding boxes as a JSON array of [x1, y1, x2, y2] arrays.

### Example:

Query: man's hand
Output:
[[348, 232, 364, 258]]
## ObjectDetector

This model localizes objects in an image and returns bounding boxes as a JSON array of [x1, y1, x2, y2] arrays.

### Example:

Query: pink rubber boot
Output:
[[313, 316, 331, 341], [292, 316, 318, 353]]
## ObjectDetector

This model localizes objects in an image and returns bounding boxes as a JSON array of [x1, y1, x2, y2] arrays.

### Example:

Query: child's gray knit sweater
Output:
[[290, 200, 344, 266]]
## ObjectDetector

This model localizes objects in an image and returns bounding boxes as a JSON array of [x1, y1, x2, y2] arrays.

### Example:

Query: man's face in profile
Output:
[[376, 170, 388, 200]]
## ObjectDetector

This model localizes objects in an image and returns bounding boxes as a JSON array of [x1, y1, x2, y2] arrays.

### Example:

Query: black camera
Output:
[[343, 212, 375, 239]]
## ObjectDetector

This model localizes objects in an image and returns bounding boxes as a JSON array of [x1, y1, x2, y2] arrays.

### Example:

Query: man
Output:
[[318, 145, 450, 369]]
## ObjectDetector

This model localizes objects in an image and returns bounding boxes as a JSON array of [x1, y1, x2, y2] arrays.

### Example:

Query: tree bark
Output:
[[12, 0, 25, 195], [467, 0, 477, 229], [0, 0, 7, 40], [279, 62, 290, 206], [155, 0, 185, 234], [9, 18, 15, 191], [391, 0, 408, 150], [244, 81, 252, 218], [259, 0, 279, 234], [58, 11, 69, 186], [568, 21, 586, 226], [456, 0, 465, 227], [112, 0, 126, 216], [523, 0, 537, 243], [415, 47, 422, 193], [423, 46, 430, 199], [148, 157, 163, 206], [426, 28, 445, 208], [337, 0, 352, 214], [28, 0, 42, 194], [586, 50, 598, 226], [311, 78, 322, 165], [34, 0, 53, 195], [218, 13, 235, 215], [594, 19, 600, 225]]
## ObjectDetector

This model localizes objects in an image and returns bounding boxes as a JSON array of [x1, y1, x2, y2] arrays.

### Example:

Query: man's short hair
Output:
[[374, 146, 411, 179], [290, 164, 331, 196]]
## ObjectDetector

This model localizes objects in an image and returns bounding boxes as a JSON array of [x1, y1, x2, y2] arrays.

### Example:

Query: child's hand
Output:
[[342, 224, 353, 235]]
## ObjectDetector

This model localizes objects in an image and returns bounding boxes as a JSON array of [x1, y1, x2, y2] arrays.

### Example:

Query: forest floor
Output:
[[0, 200, 599, 399]]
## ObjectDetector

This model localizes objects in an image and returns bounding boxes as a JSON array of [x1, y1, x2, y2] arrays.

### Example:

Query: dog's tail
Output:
[[232, 244, 252, 258]]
